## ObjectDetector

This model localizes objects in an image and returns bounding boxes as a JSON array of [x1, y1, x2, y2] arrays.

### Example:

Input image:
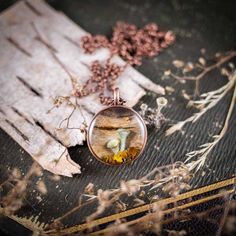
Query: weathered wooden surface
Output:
[[0, 0, 236, 235], [0, 0, 164, 177]]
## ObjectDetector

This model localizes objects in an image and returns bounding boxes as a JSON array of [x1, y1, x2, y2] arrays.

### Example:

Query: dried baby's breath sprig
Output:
[[94, 201, 166, 235], [97, 193, 233, 236], [139, 97, 168, 128], [221, 195, 236, 236], [133, 198, 145, 207], [86, 189, 120, 223], [49, 174, 61, 182], [120, 179, 141, 196], [166, 70, 236, 136], [115, 200, 127, 212], [10, 168, 21, 179]]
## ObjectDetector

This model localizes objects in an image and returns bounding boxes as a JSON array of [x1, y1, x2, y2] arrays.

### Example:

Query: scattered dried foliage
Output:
[[185, 78, 236, 172], [0, 163, 43, 216], [1, 20, 235, 236], [216, 191, 236, 236], [165, 53, 236, 172], [169, 50, 236, 95], [43, 161, 192, 235]]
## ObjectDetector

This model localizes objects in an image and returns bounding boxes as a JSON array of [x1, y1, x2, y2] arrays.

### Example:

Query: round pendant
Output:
[[87, 105, 147, 165]]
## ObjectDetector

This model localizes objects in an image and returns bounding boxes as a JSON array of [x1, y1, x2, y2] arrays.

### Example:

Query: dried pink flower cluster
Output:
[[81, 22, 175, 66]]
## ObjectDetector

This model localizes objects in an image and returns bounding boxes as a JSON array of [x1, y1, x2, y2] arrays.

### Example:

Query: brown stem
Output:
[[172, 51, 236, 95], [194, 51, 236, 81]]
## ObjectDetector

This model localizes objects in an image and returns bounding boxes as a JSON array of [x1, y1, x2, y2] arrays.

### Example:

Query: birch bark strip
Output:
[[0, 0, 165, 176]]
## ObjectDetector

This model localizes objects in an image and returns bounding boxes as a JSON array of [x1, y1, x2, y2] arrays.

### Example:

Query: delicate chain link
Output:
[[76, 22, 175, 104], [99, 87, 126, 106]]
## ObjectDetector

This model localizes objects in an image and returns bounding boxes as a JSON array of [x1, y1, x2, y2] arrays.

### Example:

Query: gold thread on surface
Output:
[[53, 177, 236, 235]]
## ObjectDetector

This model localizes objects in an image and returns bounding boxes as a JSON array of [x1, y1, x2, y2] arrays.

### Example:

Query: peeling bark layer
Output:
[[0, 0, 164, 176]]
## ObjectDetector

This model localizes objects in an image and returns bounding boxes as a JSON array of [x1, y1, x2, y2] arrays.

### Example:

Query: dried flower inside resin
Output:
[[87, 106, 147, 165]]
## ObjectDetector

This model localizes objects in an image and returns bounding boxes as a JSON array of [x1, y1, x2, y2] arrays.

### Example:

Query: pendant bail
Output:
[[113, 87, 120, 106]]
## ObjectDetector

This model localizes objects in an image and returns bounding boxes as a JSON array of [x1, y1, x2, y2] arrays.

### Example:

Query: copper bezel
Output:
[[87, 105, 147, 166]]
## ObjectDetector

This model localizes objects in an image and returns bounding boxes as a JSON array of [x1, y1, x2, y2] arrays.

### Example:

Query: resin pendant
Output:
[[87, 89, 147, 165]]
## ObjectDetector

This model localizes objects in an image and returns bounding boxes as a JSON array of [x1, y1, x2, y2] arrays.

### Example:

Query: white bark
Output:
[[0, 0, 165, 176]]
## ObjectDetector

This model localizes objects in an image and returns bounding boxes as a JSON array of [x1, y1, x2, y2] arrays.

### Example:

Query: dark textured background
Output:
[[0, 0, 236, 235]]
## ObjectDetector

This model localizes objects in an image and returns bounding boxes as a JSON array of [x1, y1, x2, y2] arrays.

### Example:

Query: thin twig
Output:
[[172, 51, 236, 82], [171, 51, 236, 95]]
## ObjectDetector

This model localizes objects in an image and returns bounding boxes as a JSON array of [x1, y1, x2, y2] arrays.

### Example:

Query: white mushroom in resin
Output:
[[106, 138, 120, 154], [118, 129, 130, 151]]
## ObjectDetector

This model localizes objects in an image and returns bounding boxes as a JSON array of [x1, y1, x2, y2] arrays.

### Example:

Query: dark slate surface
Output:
[[0, 0, 236, 235]]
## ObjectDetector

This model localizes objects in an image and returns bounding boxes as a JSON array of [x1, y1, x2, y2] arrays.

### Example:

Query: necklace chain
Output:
[[75, 22, 175, 104]]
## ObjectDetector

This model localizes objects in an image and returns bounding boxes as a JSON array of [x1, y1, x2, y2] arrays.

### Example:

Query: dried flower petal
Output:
[[183, 62, 194, 73], [221, 68, 230, 76], [36, 181, 47, 195], [120, 179, 141, 195], [198, 57, 206, 66], [164, 70, 171, 76], [84, 183, 95, 195], [172, 60, 185, 68], [11, 168, 21, 179]]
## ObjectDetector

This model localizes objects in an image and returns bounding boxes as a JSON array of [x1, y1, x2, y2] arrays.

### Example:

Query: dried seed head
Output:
[[84, 183, 95, 195], [120, 179, 141, 195], [173, 60, 185, 68], [36, 181, 47, 195], [11, 168, 21, 179]]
